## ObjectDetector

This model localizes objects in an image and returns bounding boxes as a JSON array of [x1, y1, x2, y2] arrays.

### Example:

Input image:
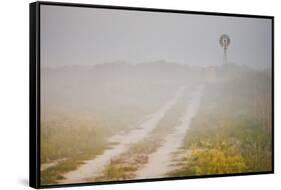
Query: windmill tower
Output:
[[219, 34, 231, 65]]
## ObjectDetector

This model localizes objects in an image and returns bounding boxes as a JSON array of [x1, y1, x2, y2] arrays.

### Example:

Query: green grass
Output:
[[93, 90, 190, 182], [40, 113, 139, 185], [169, 71, 272, 177]]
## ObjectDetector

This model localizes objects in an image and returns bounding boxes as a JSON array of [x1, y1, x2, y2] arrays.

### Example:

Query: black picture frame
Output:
[[30, 1, 274, 189]]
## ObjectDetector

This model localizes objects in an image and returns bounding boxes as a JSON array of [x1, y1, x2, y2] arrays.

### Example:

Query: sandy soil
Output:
[[135, 85, 204, 179], [59, 87, 185, 184]]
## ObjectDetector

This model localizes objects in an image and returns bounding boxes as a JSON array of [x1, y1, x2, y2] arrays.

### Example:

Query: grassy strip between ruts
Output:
[[93, 89, 191, 182]]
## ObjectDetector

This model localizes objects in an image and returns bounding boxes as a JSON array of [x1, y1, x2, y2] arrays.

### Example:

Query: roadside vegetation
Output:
[[40, 85, 184, 185], [94, 90, 190, 182], [40, 63, 272, 184], [40, 109, 147, 185], [169, 68, 272, 177]]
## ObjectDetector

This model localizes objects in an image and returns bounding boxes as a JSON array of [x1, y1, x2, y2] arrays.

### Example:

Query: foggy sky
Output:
[[41, 5, 272, 69]]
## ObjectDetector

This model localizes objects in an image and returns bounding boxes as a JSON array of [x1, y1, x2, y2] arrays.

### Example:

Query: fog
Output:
[[41, 5, 271, 69], [41, 61, 201, 120], [41, 61, 272, 184], [40, 5, 272, 185]]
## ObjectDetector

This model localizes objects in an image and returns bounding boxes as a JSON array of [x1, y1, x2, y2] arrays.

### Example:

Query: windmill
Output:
[[219, 34, 231, 65]]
